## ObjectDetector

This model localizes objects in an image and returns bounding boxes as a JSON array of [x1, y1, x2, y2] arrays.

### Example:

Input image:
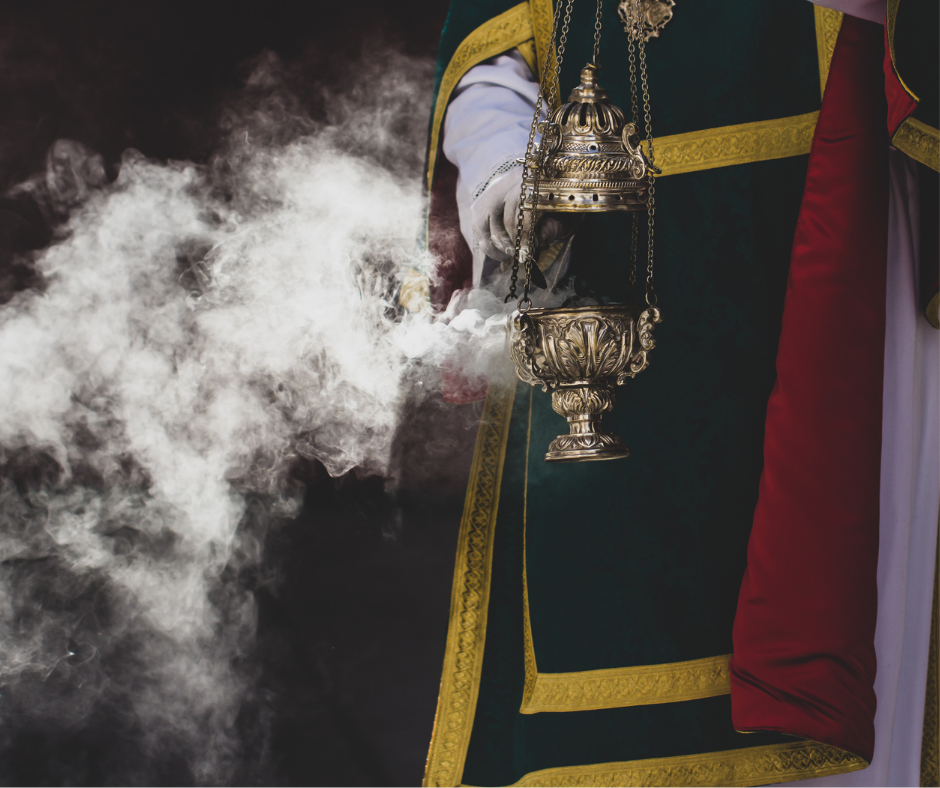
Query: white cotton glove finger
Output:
[[501, 183, 522, 252], [470, 166, 524, 262], [477, 213, 505, 262]]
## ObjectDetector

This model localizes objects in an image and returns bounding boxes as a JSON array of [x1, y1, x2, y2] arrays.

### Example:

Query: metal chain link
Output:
[[508, 0, 657, 309], [628, 213, 638, 289], [636, 0, 657, 307], [593, 0, 603, 65], [507, 0, 562, 303], [626, 7, 639, 291], [507, 0, 574, 309], [552, 0, 576, 107]]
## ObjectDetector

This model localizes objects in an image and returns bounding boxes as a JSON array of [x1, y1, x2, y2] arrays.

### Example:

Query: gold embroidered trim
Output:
[[521, 655, 733, 714], [921, 533, 939, 786], [894, 117, 940, 173], [654, 112, 818, 177], [424, 386, 865, 787], [503, 741, 867, 787], [528, 0, 819, 176], [423, 383, 517, 788], [528, 0, 559, 108], [517, 38, 539, 75], [429, 0, 822, 195], [529, 0, 553, 87], [520, 389, 538, 711], [814, 6, 843, 98], [427, 3, 535, 188]]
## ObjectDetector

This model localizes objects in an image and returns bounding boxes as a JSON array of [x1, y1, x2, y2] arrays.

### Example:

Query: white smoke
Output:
[[0, 48, 514, 782]]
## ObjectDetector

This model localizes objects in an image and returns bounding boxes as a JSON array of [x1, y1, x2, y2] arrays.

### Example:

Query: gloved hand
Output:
[[469, 166, 573, 265]]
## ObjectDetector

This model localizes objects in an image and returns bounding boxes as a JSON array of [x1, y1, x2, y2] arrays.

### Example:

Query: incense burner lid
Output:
[[526, 64, 652, 213]]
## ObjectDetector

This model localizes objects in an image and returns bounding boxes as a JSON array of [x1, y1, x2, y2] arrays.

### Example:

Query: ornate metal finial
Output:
[[617, 0, 675, 42], [523, 63, 654, 213]]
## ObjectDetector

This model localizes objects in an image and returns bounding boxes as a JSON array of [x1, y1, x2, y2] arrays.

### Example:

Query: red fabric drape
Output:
[[729, 16, 888, 763], [883, 26, 917, 137]]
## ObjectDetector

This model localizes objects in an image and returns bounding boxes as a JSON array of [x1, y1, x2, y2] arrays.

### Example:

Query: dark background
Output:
[[0, 0, 448, 187], [0, 1, 479, 785]]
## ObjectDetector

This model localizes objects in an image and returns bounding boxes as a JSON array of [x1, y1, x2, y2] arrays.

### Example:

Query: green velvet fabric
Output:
[[894, 0, 938, 130], [429, 0, 821, 156], [463, 159, 807, 787], [527, 155, 810, 673], [552, 0, 819, 137], [430, 0, 521, 135], [433, 2, 825, 784]]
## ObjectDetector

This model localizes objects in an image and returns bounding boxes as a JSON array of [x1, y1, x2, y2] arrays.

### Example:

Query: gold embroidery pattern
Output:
[[528, 0, 559, 108], [921, 538, 939, 786], [654, 112, 818, 177], [894, 118, 940, 173], [529, 0, 554, 86], [423, 383, 516, 788], [429, 0, 823, 195], [521, 655, 732, 714], [529, 0, 819, 176], [521, 389, 538, 710], [517, 38, 539, 75], [427, 3, 534, 187], [814, 6, 843, 97], [507, 741, 867, 787], [424, 386, 865, 787]]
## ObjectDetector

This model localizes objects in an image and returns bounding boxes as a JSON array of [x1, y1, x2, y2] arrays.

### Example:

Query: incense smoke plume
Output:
[[0, 48, 513, 782]]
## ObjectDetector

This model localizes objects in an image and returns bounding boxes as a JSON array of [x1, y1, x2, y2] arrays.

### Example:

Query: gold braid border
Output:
[[894, 118, 940, 173], [429, 0, 837, 194], [520, 655, 732, 715], [653, 113, 818, 177], [424, 383, 517, 788], [814, 6, 843, 98], [425, 382, 865, 786], [529, 0, 553, 90], [505, 741, 866, 787], [520, 389, 538, 711], [921, 535, 939, 786], [520, 385, 732, 714]]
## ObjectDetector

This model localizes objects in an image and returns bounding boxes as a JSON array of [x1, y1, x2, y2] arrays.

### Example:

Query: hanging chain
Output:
[[628, 214, 638, 288], [593, 0, 603, 65], [552, 0, 576, 107], [507, 0, 657, 309], [507, 0, 574, 310], [626, 8, 639, 292], [635, 0, 657, 307]]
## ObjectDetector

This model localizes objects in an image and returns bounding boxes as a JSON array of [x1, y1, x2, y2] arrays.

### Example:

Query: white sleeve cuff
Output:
[[441, 50, 539, 283]]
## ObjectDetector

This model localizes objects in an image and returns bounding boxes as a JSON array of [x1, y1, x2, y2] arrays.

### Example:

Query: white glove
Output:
[[469, 166, 573, 265]]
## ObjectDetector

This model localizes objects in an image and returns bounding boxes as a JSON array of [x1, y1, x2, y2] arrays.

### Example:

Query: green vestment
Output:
[[423, 3, 872, 785]]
